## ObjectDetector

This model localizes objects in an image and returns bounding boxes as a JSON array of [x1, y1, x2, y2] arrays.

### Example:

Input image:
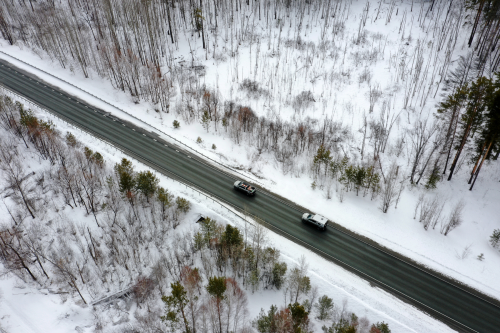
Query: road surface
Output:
[[1, 59, 499, 332]]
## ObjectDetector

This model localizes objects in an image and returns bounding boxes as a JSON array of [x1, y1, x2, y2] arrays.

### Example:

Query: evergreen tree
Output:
[[372, 321, 391, 333], [314, 145, 332, 177], [425, 164, 441, 189], [354, 166, 367, 196], [315, 295, 334, 320], [271, 262, 287, 290], [157, 187, 173, 213], [175, 197, 191, 214], [135, 170, 159, 202], [490, 229, 500, 249], [288, 302, 311, 333], [469, 74, 500, 190], [322, 317, 356, 333], [201, 110, 211, 132], [206, 276, 226, 333], [447, 77, 492, 180], [437, 84, 469, 175], [161, 281, 192, 333], [114, 158, 135, 197], [253, 305, 278, 333], [221, 224, 243, 258], [65, 132, 78, 147]]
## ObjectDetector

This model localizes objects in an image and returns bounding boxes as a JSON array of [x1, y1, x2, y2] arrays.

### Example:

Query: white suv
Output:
[[302, 213, 328, 230]]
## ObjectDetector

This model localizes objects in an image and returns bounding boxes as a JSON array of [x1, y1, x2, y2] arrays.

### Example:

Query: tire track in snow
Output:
[[4, 300, 41, 333]]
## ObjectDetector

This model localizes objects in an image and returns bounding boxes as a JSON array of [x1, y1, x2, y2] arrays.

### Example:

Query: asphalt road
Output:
[[1, 59, 499, 333]]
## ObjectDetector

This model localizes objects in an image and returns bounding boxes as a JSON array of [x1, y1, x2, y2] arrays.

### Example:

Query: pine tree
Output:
[[161, 281, 191, 333], [489, 229, 500, 249], [135, 170, 159, 202], [315, 295, 334, 320], [206, 276, 226, 333], [288, 302, 310, 332], [425, 163, 441, 189], [469, 75, 500, 190], [354, 166, 367, 196], [201, 110, 211, 132], [221, 224, 243, 258], [253, 305, 277, 333], [157, 186, 173, 218], [313, 145, 332, 177], [437, 84, 468, 175], [372, 321, 391, 333], [114, 158, 135, 196], [271, 262, 287, 290], [65, 132, 78, 147], [447, 77, 492, 180]]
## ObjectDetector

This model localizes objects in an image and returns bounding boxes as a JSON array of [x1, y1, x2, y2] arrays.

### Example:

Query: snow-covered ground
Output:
[[0, 99, 454, 333], [1, 0, 499, 331]]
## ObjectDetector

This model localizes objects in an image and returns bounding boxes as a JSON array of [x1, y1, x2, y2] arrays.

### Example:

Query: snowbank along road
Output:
[[1, 59, 499, 333]]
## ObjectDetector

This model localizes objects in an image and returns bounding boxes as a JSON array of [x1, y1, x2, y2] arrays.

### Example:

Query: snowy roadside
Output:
[[0, 96, 456, 333], [1, 41, 499, 305]]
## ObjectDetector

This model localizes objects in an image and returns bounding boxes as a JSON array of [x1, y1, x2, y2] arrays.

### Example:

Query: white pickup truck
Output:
[[302, 213, 328, 230]]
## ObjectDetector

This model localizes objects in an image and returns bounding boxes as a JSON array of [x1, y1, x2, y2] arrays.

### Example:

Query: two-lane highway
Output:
[[1, 59, 499, 332]]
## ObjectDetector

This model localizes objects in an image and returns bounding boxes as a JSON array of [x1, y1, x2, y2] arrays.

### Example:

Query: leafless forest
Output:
[[0, 94, 393, 332], [0, 0, 498, 210], [0, 0, 499, 331]]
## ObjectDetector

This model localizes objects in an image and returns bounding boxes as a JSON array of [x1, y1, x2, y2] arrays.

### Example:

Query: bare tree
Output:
[[0, 142, 38, 219], [441, 199, 465, 236], [409, 117, 438, 184], [418, 195, 446, 230], [379, 162, 399, 213]]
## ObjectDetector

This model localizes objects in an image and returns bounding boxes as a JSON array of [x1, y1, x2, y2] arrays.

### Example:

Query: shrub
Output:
[[133, 276, 155, 304], [212, 144, 217, 150], [315, 295, 334, 320], [196, 136, 203, 144], [65, 132, 79, 148], [271, 262, 287, 290], [175, 197, 191, 214], [173, 120, 180, 128], [239, 79, 268, 98], [371, 321, 391, 333], [490, 229, 500, 249], [425, 165, 440, 189]]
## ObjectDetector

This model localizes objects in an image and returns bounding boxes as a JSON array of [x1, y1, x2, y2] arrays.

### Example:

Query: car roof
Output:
[[312, 214, 328, 226]]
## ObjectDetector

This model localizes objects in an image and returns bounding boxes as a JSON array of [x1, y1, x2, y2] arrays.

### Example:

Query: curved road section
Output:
[[1, 60, 499, 332]]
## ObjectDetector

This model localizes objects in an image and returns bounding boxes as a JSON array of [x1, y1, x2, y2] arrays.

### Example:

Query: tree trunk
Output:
[[443, 104, 460, 174], [470, 139, 494, 190], [469, 0, 486, 47], [69, 281, 87, 304], [448, 113, 476, 180], [200, 0, 206, 49], [468, 141, 487, 183]]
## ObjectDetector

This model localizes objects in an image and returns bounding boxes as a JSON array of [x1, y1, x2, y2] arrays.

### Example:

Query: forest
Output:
[[0, 0, 498, 199], [0, 94, 392, 332], [0, 0, 500, 331], [0, 0, 497, 203]]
